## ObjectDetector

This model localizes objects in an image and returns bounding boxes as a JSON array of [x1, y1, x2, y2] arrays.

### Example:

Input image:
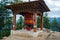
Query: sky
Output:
[[44, 0, 60, 18]]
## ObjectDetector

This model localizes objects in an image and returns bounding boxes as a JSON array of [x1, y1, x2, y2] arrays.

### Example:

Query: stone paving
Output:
[[1, 30, 60, 40]]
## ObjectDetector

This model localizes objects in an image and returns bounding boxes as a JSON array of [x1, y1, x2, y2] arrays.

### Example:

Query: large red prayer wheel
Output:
[[24, 12, 34, 25], [24, 12, 37, 32]]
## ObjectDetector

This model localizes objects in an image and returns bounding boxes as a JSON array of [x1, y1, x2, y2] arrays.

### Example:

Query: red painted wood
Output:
[[24, 12, 34, 24]]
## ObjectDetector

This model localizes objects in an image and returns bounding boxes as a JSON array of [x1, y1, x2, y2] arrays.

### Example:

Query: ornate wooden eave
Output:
[[4, 1, 50, 14]]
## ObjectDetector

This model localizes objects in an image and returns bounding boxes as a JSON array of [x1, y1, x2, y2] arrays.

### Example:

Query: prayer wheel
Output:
[[24, 12, 33, 25], [24, 12, 37, 32]]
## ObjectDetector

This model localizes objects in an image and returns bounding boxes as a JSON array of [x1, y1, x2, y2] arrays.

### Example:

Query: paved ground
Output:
[[1, 30, 60, 40]]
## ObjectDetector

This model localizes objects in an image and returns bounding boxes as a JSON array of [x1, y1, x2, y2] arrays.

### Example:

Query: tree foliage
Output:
[[58, 24, 60, 31], [43, 13, 51, 29], [10, 0, 23, 4], [51, 18, 59, 31], [0, 0, 12, 38], [51, 18, 58, 27], [16, 16, 24, 29], [37, 16, 40, 28], [0, 16, 4, 30], [15, 0, 23, 3]]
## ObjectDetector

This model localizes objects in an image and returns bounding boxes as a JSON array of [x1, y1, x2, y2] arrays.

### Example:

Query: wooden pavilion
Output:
[[5, 0, 50, 32]]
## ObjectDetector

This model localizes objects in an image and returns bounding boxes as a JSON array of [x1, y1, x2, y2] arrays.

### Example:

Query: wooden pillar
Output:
[[13, 14, 16, 30], [40, 13, 43, 30], [24, 16, 27, 30], [33, 13, 37, 32]]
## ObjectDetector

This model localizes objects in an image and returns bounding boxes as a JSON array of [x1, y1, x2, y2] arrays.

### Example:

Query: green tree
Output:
[[43, 13, 51, 29], [6, 17, 12, 28], [13, 0, 23, 4], [58, 24, 60, 31], [16, 16, 24, 29], [0, 0, 12, 38], [51, 18, 59, 31], [0, 0, 7, 29], [51, 18, 58, 27], [57, 24, 60, 32], [0, 15, 4, 30], [37, 16, 40, 28]]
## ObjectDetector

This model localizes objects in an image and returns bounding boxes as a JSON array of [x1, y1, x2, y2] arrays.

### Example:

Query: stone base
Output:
[[11, 29, 42, 37]]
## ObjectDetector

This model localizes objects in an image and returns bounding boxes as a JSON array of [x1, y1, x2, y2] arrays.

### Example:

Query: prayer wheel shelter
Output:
[[5, 0, 50, 32]]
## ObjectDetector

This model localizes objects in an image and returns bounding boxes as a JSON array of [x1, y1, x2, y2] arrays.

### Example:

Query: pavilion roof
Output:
[[4, 1, 50, 13]]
